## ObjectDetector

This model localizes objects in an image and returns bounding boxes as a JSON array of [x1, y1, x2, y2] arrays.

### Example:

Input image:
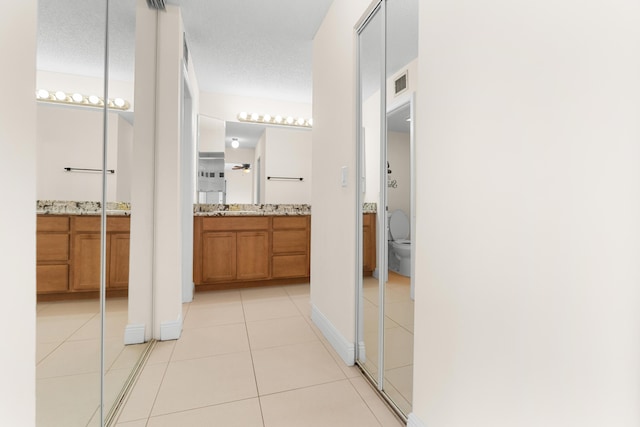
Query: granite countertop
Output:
[[363, 203, 377, 214], [37, 200, 131, 216], [194, 204, 311, 216], [36, 201, 311, 216]]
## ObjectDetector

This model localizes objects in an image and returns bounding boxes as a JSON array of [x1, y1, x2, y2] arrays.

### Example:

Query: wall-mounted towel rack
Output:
[[267, 176, 304, 181], [64, 167, 115, 174]]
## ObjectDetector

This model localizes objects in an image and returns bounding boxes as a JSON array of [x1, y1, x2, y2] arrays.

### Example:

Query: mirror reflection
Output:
[[35, 0, 148, 425], [357, 0, 418, 419]]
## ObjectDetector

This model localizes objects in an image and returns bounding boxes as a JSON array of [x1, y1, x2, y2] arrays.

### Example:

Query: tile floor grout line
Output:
[[239, 284, 268, 427]]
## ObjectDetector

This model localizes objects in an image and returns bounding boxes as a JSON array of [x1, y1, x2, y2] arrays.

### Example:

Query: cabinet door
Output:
[[202, 232, 237, 282], [109, 233, 130, 289], [37, 265, 69, 293], [237, 231, 270, 280], [363, 213, 376, 274], [72, 233, 101, 291]]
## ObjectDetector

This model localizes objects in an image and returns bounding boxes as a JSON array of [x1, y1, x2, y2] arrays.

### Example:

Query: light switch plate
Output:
[[341, 166, 348, 187]]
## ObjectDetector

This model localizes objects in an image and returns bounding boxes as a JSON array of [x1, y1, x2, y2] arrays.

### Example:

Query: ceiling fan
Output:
[[226, 163, 251, 173]]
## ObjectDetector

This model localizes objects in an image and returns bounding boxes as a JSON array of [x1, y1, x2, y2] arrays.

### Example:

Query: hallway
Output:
[[114, 284, 404, 426]]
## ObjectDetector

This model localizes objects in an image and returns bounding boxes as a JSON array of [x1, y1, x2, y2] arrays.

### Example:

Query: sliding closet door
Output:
[[356, 1, 386, 388]]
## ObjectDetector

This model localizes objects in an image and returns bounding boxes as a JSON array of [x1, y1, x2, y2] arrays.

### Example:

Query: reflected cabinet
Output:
[[36, 215, 130, 299]]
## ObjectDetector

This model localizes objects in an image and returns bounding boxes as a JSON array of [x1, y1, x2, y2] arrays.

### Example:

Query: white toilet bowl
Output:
[[388, 209, 412, 277]]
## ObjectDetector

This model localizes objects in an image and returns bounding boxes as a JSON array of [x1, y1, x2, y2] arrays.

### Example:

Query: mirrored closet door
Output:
[[356, 0, 418, 420], [36, 1, 148, 425]]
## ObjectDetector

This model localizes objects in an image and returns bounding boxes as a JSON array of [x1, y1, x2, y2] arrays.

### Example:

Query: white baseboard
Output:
[[407, 413, 426, 427], [311, 304, 355, 366], [124, 323, 146, 345], [160, 314, 183, 341]]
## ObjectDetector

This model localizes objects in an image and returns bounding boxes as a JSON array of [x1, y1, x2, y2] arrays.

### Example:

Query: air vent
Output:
[[146, 0, 166, 10], [394, 71, 408, 96]]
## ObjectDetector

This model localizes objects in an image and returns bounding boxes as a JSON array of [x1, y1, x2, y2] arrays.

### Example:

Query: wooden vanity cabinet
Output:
[[36, 215, 130, 299], [194, 215, 310, 290], [363, 213, 376, 276], [272, 216, 310, 278], [36, 216, 70, 293]]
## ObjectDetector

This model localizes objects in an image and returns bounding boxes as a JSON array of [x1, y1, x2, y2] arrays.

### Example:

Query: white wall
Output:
[[198, 115, 225, 153], [264, 127, 312, 204], [225, 147, 255, 203], [311, 0, 372, 363], [36, 104, 132, 201], [413, 1, 640, 426], [129, 1, 194, 341], [0, 1, 36, 424]]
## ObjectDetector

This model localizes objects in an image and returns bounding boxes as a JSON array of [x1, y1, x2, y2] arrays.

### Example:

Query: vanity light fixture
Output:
[[237, 112, 313, 128], [35, 89, 131, 111]]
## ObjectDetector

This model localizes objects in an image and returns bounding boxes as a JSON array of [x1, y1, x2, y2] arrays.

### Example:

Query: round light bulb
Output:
[[263, 114, 272, 122], [239, 112, 248, 120], [286, 116, 294, 125], [243, 168, 250, 174], [36, 89, 50, 99], [88, 95, 101, 105], [275, 115, 283, 123], [54, 91, 67, 101], [71, 93, 84, 103], [297, 117, 305, 125], [307, 118, 313, 126], [113, 98, 126, 108], [231, 139, 239, 149], [251, 113, 259, 121]]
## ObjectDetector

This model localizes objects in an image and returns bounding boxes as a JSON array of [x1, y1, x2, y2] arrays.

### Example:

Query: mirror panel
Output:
[[357, 3, 385, 386], [36, 1, 148, 425]]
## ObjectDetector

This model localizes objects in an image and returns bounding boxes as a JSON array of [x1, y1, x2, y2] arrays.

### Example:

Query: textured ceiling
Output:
[[37, 0, 333, 103]]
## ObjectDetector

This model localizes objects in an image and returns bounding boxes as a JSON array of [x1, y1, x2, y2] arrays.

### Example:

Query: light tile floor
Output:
[[115, 283, 405, 427], [361, 271, 414, 414], [36, 298, 149, 427]]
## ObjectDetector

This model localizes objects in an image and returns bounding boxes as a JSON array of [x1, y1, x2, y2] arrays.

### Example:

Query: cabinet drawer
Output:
[[273, 230, 308, 254], [37, 265, 69, 293], [37, 216, 69, 232], [72, 216, 130, 232], [272, 216, 308, 230], [201, 216, 269, 231], [37, 234, 69, 261], [272, 254, 308, 278]]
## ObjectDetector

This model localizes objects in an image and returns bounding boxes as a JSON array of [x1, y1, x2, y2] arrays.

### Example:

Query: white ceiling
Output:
[[37, 0, 334, 104]]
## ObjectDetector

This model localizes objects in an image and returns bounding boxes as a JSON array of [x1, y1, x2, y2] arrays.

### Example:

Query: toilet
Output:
[[388, 209, 412, 277]]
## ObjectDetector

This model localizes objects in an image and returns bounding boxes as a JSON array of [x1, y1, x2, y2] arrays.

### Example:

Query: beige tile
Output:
[[350, 376, 405, 427], [317, 338, 362, 379], [260, 380, 381, 427], [151, 352, 257, 416], [36, 314, 95, 343], [242, 296, 300, 322], [383, 327, 413, 370], [68, 310, 129, 341], [385, 364, 413, 409], [116, 420, 148, 427], [109, 342, 149, 371], [104, 368, 135, 415], [290, 295, 312, 319], [191, 289, 242, 306], [240, 286, 288, 301], [146, 340, 175, 365], [37, 339, 100, 378], [36, 341, 60, 364], [183, 303, 245, 328], [37, 300, 100, 317], [246, 315, 317, 350], [106, 297, 129, 312], [172, 323, 249, 361], [283, 283, 310, 296], [117, 363, 168, 423], [383, 380, 412, 417], [385, 299, 414, 332], [147, 398, 263, 427], [36, 373, 100, 427], [252, 341, 345, 395]]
